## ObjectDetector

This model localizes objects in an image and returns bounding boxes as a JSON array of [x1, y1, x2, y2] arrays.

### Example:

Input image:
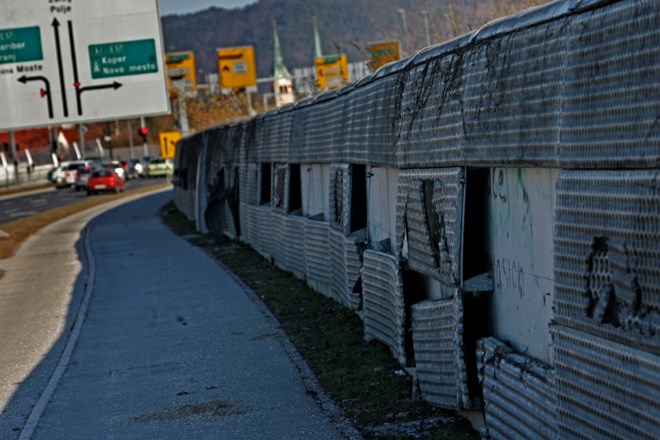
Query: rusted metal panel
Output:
[[363, 250, 406, 366], [411, 295, 470, 409], [553, 325, 660, 439], [477, 337, 557, 440], [555, 170, 660, 354], [396, 168, 464, 286]]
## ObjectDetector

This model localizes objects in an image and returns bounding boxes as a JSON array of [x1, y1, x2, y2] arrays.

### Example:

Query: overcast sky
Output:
[[158, 0, 258, 16]]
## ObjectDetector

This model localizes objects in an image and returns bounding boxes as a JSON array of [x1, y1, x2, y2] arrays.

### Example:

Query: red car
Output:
[[86, 168, 125, 195]]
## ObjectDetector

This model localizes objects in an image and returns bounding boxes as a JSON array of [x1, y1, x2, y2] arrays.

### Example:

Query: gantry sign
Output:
[[0, 0, 169, 130]]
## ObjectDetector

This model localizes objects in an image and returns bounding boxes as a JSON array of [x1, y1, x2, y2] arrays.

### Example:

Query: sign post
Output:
[[0, 0, 169, 131]]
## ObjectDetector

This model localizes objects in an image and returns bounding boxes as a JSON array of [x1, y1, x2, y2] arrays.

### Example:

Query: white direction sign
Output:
[[0, 0, 169, 130]]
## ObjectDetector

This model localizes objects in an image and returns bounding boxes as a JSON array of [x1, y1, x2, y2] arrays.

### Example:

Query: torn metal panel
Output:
[[555, 170, 660, 354], [558, 0, 660, 168], [328, 228, 362, 311], [477, 337, 557, 440], [553, 325, 660, 439], [396, 168, 464, 286], [272, 164, 288, 211], [411, 295, 470, 409], [329, 164, 351, 235], [363, 250, 406, 366]]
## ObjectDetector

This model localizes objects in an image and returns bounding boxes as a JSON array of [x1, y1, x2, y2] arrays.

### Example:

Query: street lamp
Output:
[[421, 10, 431, 47]]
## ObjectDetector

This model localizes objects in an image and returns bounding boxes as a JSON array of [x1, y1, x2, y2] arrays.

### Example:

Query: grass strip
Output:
[[160, 202, 478, 440]]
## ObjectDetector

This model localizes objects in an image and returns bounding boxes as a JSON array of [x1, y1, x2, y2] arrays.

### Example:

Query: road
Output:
[[0, 177, 168, 225]]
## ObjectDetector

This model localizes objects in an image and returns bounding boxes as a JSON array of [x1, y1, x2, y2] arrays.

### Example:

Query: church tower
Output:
[[272, 21, 294, 107]]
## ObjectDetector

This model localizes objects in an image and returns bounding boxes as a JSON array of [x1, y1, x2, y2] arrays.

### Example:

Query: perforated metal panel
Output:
[[396, 168, 464, 285], [411, 295, 470, 409], [478, 337, 557, 440], [555, 170, 660, 354], [363, 250, 406, 366], [553, 325, 660, 439]]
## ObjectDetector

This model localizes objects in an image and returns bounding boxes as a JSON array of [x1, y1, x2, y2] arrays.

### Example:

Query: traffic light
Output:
[[138, 126, 148, 143]]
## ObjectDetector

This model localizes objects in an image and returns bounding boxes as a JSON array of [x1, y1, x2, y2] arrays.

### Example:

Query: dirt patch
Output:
[[131, 399, 249, 423]]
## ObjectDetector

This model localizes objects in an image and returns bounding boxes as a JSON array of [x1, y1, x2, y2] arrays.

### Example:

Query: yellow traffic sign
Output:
[[217, 46, 257, 91], [165, 51, 197, 91], [369, 41, 401, 70], [315, 54, 348, 90], [159, 130, 181, 159]]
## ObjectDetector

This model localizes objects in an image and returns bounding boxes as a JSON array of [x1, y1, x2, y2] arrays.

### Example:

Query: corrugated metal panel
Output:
[[396, 57, 465, 168], [462, 19, 565, 167], [240, 163, 259, 206], [304, 219, 330, 289], [558, 0, 660, 168], [396, 168, 464, 285], [553, 325, 660, 439], [363, 250, 406, 366], [555, 170, 660, 354], [269, 211, 288, 270], [239, 202, 256, 248], [253, 205, 274, 259], [328, 228, 362, 311], [283, 215, 307, 279], [411, 295, 470, 409], [477, 337, 557, 440]]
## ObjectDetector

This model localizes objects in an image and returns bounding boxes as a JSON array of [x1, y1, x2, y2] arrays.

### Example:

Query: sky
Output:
[[158, 0, 258, 16]]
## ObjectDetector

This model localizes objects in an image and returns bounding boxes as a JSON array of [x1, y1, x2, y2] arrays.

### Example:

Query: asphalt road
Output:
[[0, 177, 168, 225], [0, 189, 357, 439]]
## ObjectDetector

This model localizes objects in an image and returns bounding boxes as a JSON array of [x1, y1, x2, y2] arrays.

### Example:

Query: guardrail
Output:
[[173, 1, 660, 437]]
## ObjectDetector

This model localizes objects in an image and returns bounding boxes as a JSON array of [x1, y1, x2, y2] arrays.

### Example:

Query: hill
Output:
[[161, 0, 546, 80]]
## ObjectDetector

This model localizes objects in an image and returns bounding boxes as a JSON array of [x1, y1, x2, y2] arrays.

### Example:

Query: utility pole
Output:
[[398, 9, 408, 57], [421, 10, 431, 47]]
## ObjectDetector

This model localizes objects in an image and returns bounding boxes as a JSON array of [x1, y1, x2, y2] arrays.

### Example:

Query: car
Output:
[[128, 158, 144, 178], [74, 165, 97, 191], [146, 157, 172, 178], [101, 160, 126, 180], [59, 161, 90, 188], [86, 168, 125, 195], [121, 160, 139, 180], [49, 165, 66, 186]]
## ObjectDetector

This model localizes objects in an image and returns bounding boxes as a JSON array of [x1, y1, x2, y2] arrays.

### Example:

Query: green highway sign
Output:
[[0, 26, 43, 65], [89, 38, 158, 79]]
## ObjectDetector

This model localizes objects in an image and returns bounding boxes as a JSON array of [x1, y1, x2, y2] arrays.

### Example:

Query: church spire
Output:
[[272, 20, 291, 79], [312, 16, 322, 60]]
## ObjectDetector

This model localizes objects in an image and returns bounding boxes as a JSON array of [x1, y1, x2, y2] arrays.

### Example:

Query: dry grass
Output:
[[0, 183, 170, 260]]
